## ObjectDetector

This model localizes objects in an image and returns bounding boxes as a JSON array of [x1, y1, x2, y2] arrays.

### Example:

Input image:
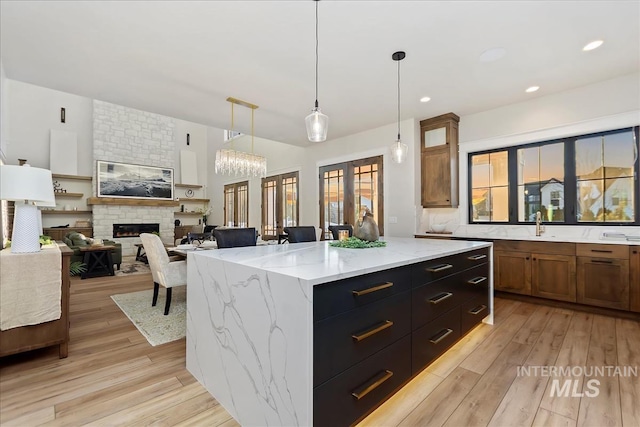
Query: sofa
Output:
[[62, 232, 122, 270]]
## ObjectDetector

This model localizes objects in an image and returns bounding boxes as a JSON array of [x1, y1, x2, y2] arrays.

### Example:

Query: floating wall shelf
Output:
[[42, 210, 92, 215], [52, 174, 92, 181]]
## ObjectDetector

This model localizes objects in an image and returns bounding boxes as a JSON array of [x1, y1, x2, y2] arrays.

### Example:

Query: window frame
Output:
[[468, 126, 639, 226]]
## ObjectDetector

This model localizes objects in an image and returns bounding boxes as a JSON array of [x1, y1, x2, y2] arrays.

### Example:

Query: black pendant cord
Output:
[[315, 0, 319, 108], [397, 57, 401, 141]]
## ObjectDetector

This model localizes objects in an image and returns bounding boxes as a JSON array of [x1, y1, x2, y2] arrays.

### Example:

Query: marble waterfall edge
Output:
[[186, 254, 312, 427]]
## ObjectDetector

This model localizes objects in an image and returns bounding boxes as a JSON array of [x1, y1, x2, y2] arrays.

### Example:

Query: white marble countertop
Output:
[[416, 230, 640, 246], [188, 237, 492, 286]]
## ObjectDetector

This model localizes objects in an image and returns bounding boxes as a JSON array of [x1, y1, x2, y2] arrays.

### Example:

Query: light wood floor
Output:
[[1, 273, 639, 427]]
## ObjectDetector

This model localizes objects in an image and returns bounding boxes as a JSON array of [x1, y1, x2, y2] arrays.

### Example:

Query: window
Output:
[[224, 181, 248, 227], [261, 172, 299, 240], [468, 126, 639, 225], [319, 156, 384, 238]]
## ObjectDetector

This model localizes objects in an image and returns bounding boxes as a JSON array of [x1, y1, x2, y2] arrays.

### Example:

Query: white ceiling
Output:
[[1, 1, 639, 147]]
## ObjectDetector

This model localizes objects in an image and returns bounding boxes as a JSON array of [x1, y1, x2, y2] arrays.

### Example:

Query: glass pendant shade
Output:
[[305, 107, 329, 142], [390, 139, 408, 164]]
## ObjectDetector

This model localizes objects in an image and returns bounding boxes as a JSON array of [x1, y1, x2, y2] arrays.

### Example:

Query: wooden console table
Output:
[[0, 244, 72, 358], [80, 245, 115, 279]]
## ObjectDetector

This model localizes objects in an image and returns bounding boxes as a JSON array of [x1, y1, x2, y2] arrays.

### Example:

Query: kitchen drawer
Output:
[[461, 296, 489, 335], [412, 247, 489, 287], [412, 264, 489, 329], [314, 335, 411, 427], [412, 307, 461, 374], [314, 266, 412, 322], [314, 291, 411, 386], [576, 243, 629, 260]]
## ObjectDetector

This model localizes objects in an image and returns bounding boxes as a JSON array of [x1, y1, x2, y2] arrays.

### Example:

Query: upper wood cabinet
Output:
[[420, 112, 460, 208]]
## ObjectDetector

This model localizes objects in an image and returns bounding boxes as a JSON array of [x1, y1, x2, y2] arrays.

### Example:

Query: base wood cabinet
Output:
[[494, 240, 576, 302], [576, 243, 630, 310], [630, 247, 640, 313]]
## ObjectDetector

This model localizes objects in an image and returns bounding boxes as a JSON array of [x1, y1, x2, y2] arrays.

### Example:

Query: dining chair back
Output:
[[284, 226, 317, 243], [187, 232, 213, 245], [213, 227, 257, 249], [140, 233, 187, 315], [328, 224, 354, 240]]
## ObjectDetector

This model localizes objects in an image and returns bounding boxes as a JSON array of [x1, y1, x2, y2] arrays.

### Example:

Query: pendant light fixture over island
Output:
[[390, 51, 408, 163], [305, 0, 329, 142]]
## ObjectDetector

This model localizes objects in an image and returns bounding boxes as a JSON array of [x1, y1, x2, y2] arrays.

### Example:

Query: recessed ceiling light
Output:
[[479, 47, 507, 63], [420, 96, 431, 103], [525, 86, 539, 93], [583, 40, 603, 51]]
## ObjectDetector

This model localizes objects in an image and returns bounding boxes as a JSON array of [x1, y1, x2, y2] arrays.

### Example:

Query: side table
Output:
[[80, 245, 115, 279]]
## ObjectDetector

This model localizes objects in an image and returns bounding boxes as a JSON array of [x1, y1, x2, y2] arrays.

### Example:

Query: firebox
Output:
[[113, 223, 160, 238]]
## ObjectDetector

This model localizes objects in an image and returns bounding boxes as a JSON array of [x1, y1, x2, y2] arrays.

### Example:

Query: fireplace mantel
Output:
[[87, 197, 179, 207]]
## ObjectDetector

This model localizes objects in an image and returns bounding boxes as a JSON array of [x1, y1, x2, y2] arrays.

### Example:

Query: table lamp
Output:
[[0, 164, 55, 253]]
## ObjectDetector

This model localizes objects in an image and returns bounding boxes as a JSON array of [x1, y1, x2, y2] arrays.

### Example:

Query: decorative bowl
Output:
[[431, 223, 446, 233]]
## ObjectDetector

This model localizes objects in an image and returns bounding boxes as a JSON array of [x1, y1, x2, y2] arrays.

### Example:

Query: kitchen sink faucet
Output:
[[535, 211, 545, 236]]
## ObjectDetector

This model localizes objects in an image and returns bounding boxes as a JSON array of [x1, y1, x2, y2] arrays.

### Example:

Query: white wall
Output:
[[421, 72, 640, 234], [6, 80, 93, 173]]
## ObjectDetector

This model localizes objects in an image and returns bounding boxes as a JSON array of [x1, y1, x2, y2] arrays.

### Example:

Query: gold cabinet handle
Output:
[[429, 328, 454, 344], [467, 276, 487, 285], [429, 292, 453, 305], [426, 264, 454, 273], [352, 320, 394, 342], [468, 304, 487, 315], [467, 254, 487, 261], [352, 282, 393, 297], [351, 370, 394, 400]]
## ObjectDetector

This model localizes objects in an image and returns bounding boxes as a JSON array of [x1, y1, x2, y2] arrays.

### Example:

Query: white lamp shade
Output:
[[390, 139, 409, 163], [0, 165, 55, 204], [305, 108, 329, 142]]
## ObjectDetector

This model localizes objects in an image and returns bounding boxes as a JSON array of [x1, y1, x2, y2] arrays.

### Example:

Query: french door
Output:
[[223, 181, 249, 227], [261, 172, 299, 240], [319, 156, 384, 239]]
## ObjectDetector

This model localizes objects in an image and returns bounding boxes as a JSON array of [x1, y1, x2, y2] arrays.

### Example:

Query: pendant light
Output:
[[390, 51, 408, 163], [305, 0, 329, 142]]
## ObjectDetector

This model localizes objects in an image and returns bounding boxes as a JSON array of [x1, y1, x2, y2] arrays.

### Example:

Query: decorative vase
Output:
[[354, 207, 380, 242]]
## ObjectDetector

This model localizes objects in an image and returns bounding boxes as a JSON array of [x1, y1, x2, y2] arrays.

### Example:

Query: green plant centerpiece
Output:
[[329, 236, 386, 249]]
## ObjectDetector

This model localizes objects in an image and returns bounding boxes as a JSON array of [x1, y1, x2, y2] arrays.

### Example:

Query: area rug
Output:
[[111, 287, 186, 346], [114, 257, 151, 276]]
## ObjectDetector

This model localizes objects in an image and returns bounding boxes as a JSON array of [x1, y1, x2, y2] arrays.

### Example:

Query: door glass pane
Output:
[[354, 164, 379, 225], [262, 179, 277, 237], [237, 183, 248, 227], [224, 186, 235, 227], [424, 127, 446, 147], [283, 176, 298, 227], [323, 169, 344, 230]]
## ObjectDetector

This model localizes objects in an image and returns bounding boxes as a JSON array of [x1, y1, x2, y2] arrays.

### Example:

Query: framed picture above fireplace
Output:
[[96, 161, 174, 200]]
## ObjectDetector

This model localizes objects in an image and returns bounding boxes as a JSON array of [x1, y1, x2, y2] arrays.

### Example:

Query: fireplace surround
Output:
[[113, 223, 160, 238]]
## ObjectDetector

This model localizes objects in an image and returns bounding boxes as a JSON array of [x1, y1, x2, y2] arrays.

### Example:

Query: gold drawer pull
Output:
[[467, 276, 487, 285], [429, 328, 454, 344], [467, 254, 487, 261], [352, 282, 393, 297], [352, 320, 394, 342], [351, 370, 394, 400], [426, 264, 454, 273], [429, 292, 453, 305], [468, 304, 487, 315]]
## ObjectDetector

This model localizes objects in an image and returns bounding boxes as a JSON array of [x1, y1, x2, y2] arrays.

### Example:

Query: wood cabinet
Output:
[[494, 240, 576, 302], [577, 243, 630, 310], [420, 112, 460, 208], [630, 247, 640, 313]]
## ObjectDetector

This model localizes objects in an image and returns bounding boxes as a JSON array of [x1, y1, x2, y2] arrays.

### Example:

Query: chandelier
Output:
[[215, 97, 267, 177]]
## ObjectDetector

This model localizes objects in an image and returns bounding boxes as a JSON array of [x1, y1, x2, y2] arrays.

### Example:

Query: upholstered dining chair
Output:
[[140, 233, 187, 315], [284, 226, 317, 243], [213, 227, 257, 249], [187, 232, 213, 245], [328, 224, 354, 240]]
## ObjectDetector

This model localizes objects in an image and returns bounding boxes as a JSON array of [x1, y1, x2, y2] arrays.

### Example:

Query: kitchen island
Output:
[[186, 237, 493, 426]]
